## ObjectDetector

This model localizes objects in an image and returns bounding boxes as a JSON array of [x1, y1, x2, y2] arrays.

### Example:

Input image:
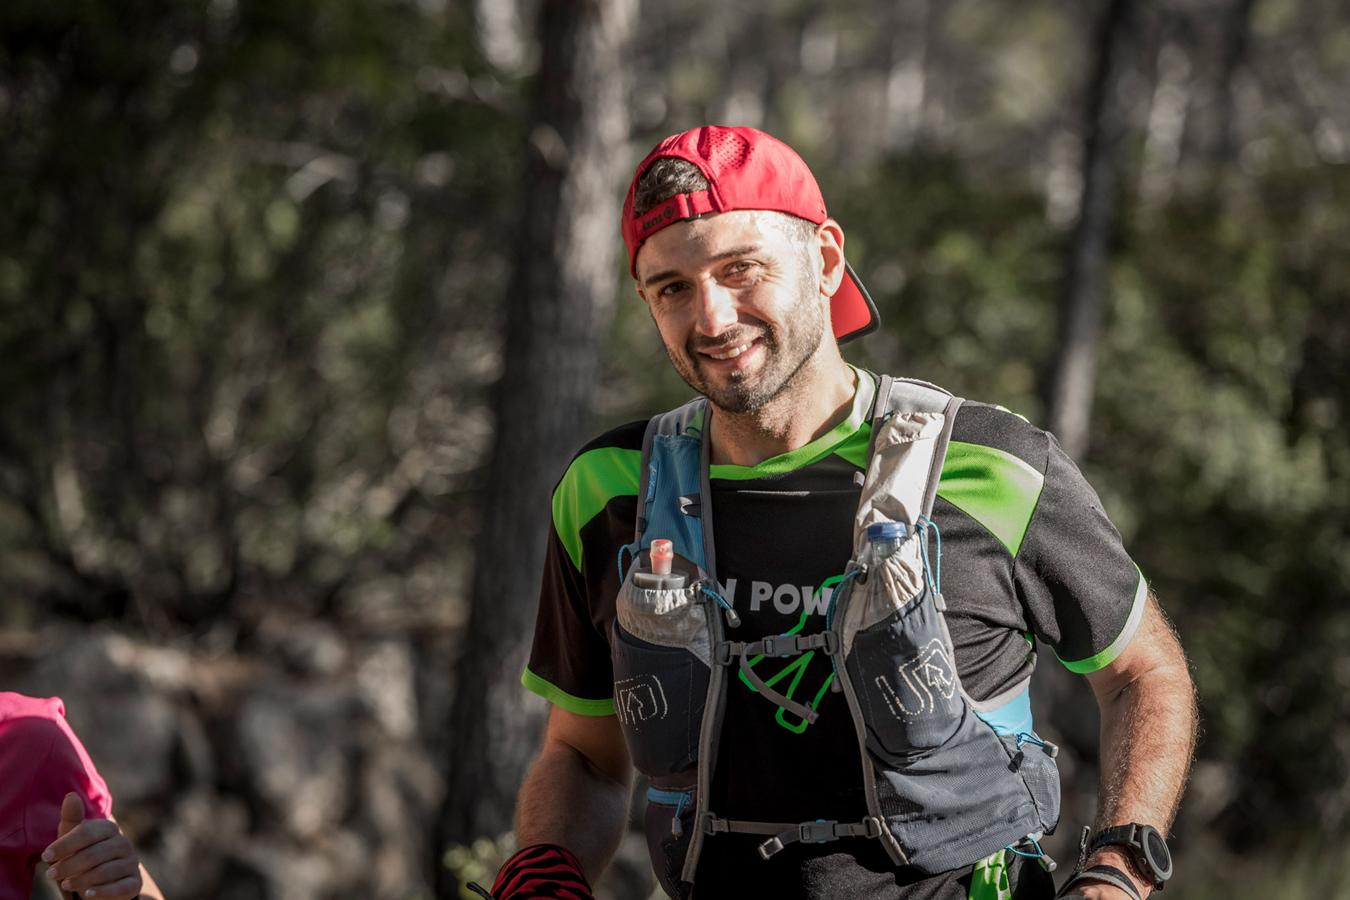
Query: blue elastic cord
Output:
[[1005, 836, 1046, 860], [917, 516, 943, 595], [1015, 732, 1048, 750], [824, 566, 866, 634], [617, 542, 637, 583], [700, 582, 733, 613], [824, 567, 864, 681]]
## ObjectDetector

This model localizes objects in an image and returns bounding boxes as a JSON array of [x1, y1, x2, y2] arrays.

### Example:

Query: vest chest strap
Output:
[[699, 813, 885, 860], [713, 631, 839, 665]]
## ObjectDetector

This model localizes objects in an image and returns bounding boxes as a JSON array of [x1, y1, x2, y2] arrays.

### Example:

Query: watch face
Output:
[[1141, 827, 1173, 880]]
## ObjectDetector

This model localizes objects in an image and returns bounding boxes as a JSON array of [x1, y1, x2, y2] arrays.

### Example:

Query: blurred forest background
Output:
[[2, 0, 1348, 897]]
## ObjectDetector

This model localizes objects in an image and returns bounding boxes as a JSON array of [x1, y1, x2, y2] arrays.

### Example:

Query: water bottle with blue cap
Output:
[[866, 521, 907, 564]]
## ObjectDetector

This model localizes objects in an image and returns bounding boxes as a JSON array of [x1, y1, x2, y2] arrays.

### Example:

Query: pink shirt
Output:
[[0, 693, 113, 900]]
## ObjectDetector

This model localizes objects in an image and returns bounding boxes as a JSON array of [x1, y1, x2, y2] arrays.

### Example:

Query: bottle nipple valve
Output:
[[632, 538, 686, 591], [650, 539, 674, 575]]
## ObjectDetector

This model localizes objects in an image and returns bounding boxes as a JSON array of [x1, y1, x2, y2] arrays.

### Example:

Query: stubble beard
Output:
[[665, 287, 827, 417]]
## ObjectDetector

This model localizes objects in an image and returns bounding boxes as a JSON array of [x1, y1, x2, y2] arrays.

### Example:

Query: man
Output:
[[492, 126, 1196, 900], [1, 692, 165, 900]]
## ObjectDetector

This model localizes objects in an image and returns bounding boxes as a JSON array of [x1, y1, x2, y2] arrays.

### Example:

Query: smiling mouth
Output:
[[702, 340, 756, 361]]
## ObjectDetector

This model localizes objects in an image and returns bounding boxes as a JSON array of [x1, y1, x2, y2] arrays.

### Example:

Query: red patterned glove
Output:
[[486, 843, 595, 900]]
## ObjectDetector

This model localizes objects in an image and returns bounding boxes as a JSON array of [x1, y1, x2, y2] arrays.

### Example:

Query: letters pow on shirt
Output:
[[874, 638, 958, 719], [615, 674, 669, 724]]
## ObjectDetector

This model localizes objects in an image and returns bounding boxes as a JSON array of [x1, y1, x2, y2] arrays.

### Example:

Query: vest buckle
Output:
[[798, 819, 839, 843]]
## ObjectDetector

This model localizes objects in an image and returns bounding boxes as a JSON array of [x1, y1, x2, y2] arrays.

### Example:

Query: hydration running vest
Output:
[[610, 376, 1061, 899]]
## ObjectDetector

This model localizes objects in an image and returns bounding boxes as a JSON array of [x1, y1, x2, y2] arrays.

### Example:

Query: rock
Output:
[[232, 681, 355, 840], [355, 639, 417, 741], [17, 628, 183, 806]]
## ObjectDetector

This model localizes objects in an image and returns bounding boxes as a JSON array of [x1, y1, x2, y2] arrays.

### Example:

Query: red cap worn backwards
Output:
[[622, 125, 879, 343]]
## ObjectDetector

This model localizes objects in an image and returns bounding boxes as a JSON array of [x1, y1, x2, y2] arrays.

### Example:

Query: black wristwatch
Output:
[[1083, 823, 1173, 890]]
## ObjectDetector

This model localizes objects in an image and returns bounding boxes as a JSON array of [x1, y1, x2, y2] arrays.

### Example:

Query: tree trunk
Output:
[[1045, 0, 1135, 461], [439, 0, 636, 879], [1213, 0, 1256, 166]]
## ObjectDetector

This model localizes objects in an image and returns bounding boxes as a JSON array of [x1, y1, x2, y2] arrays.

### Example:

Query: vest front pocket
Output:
[[871, 709, 1042, 874], [1002, 732, 1061, 834], [844, 586, 964, 761], [643, 786, 695, 900], [611, 621, 708, 776]]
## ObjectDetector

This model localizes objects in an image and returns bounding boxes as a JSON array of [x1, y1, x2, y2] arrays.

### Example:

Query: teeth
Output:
[[707, 342, 753, 360]]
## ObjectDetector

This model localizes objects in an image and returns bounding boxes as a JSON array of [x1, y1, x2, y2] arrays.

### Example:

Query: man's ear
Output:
[[816, 219, 846, 298], [635, 283, 649, 304]]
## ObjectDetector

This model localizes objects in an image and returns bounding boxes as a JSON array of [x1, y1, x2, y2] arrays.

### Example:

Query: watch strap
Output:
[[1057, 863, 1143, 900], [1090, 824, 1140, 853]]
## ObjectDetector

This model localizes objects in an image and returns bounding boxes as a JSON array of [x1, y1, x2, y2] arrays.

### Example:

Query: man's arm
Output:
[[514, 705, 633, 881], [1074, 592, 1199, 899]]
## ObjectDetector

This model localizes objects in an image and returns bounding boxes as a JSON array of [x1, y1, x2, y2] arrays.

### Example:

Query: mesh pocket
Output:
[[611, 621, 707, 776], [845, 587, 963, 760], [644, 788, 695, 900], [1002, 734, 1061, 834], [873, 710, 1040, 874]]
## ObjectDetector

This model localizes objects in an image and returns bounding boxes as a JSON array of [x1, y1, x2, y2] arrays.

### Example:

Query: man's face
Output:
[[635, 210, 829, 415]]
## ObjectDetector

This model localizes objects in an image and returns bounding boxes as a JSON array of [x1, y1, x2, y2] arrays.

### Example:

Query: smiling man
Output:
[[490, 127, 1197, 900]]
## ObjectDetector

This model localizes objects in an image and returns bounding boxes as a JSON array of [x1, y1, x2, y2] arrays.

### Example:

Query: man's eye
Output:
[[659, 282, 688, 298], [724, 261, 755, 278]]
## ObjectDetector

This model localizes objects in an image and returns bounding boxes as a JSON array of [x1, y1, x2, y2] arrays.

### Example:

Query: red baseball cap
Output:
[[622, 125, 879, 343]]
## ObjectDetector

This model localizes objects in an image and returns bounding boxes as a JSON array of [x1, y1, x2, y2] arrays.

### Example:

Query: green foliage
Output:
[[444, 833, 515, 900], [0, 0, 522, 630], [1098, 157, 1350, 842]]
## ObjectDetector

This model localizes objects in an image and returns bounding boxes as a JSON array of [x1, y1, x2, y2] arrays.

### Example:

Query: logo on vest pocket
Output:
[[615, 674, 669, 724], [875, 638, 958, 719]]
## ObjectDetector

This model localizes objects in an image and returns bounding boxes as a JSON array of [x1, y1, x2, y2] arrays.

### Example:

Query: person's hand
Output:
[[41, 792, 145, 900]]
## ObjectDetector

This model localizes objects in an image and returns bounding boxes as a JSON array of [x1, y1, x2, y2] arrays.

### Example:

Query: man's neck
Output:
[[708, 357, 858, 468]]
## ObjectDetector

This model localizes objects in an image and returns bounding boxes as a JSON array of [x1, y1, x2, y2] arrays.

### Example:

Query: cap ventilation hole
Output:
[[700, 130, 751, 170]]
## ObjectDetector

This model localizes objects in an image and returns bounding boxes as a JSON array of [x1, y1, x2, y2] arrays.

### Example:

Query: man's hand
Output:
[[41, 792, 144, 900]]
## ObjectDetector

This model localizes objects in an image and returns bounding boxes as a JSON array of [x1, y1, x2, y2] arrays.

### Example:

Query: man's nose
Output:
[[694, 280, 739, 336]]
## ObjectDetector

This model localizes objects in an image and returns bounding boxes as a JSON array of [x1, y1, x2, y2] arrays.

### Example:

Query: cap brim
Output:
[[831, 261, 880, 343]]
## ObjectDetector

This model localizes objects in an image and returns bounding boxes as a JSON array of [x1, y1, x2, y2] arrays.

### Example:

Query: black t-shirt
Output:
[[524, 370, 1144, 897]]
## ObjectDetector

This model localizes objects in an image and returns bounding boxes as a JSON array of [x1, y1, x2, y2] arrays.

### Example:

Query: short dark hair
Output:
[[633, 157, 818, 249], [633, 157, 709, 216]]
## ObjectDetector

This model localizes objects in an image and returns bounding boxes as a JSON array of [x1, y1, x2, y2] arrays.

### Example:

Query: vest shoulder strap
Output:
[[873, 375, 956, 418], [864, 374, 964, 528], [634, 396, 707, 540]]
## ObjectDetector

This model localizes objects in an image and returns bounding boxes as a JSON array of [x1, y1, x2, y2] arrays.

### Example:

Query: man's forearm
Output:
[[1093, 606, 1198, 831], [515, 739, 632, 880]]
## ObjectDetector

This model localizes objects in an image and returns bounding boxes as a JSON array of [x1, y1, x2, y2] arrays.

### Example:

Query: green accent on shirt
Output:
[[709, 368, 873, 480], [550, 376, 1046, 572], [937, 440, 1045, 557], [836, 427, 1045, 558], [1057, 567, 1148, 673], [552, 447, 642, 571], [968, 849, 1013, 900], [830, 424, 871, 469], [521, 666, 615, 716]]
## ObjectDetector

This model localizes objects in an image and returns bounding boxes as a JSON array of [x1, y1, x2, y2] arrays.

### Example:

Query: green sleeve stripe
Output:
[[935, 440, 1044, 557], [1056, 568, 1148, 674], [551, 447, 642, 571], [521, 667, 615, 716]]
